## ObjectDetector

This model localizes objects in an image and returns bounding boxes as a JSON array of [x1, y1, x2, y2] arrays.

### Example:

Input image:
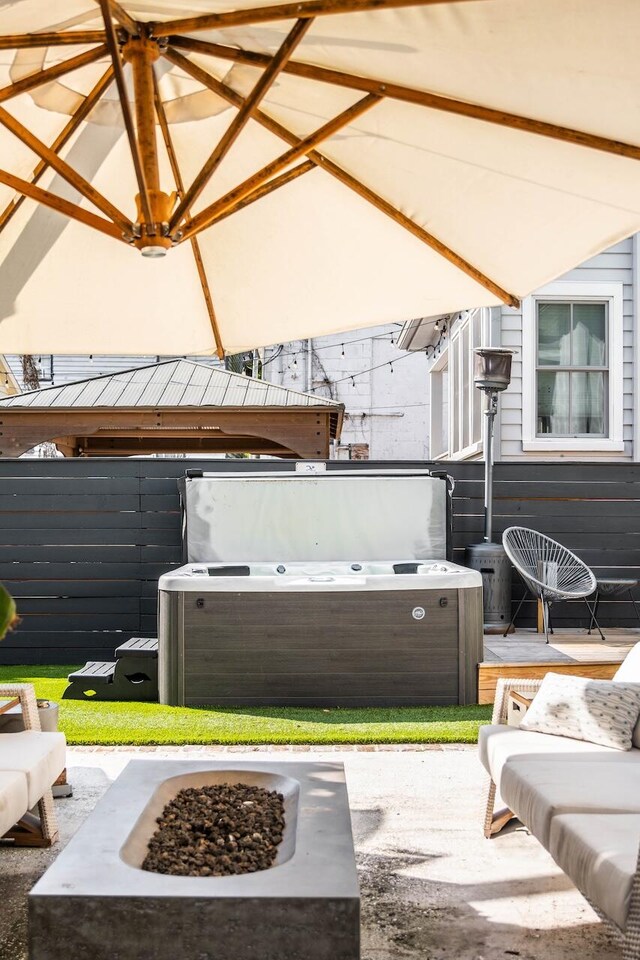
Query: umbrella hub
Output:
[[121, 34, 174, 256], [133, 190, 175, 256]]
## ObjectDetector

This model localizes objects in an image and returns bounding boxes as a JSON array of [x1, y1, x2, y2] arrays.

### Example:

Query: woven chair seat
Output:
[[502, 526, 596, 602]]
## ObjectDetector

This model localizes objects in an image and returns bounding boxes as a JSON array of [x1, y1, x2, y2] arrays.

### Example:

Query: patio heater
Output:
[[465, 348, 514, 632]]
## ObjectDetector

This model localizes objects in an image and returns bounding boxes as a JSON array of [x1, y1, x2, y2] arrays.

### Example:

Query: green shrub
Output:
[[0, 584, 18, 641]]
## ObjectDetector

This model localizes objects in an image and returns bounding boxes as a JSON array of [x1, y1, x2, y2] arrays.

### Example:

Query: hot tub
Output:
[[158, 557, 482, 707], [158, 468, 482, 707]]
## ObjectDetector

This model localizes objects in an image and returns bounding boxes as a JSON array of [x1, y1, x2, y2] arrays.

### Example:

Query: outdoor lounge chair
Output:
[[501, 526, 604, 643], [479, 643, 640, 959], [0, 683, 65, 846]]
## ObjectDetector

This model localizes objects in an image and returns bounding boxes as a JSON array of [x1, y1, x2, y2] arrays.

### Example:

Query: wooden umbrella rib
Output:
[[0, 66, 115, 237], [151, 0, 477, 36], [0, 44, 109, 105], [0, 106, 131, 232], [98, 0, 154, 226], [153, 74, 225, 358], [0, 168, 125, 241], [163, 49, 518, 305], [312, 153, 520, 305], [169, 17, 313, 231], [170, 38, 640, 164], [189, 237, 226, 358], [179, 93, 380, 241], [100, 0, 140, 36], [210, 160, 317, 225], [164, 47, 248, 107], [0, 31, 106, 50]]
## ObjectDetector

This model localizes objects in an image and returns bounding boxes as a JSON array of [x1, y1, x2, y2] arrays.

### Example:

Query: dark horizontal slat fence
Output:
[[448, 461, 640, 629], [0, 458, 638, 665]]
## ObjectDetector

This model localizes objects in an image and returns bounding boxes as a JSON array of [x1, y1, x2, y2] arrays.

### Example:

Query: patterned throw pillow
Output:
[[519, 672, 640, 751]]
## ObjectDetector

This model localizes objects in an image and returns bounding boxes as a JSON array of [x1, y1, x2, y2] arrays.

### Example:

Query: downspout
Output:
[[489, 306, 503, 464], [305, 338, 313, 393]]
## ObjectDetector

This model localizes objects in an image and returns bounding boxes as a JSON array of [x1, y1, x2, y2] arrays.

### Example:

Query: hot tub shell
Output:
[[158, 470, 483, 707]]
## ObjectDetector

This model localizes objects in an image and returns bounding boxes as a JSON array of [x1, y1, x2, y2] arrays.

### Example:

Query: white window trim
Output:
[[522, 281, 624, 453], [429, 348, 448, 459]]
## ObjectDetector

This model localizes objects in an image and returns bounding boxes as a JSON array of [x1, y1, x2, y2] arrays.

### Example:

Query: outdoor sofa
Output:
[[0, 683, 65, 846], [479, 643, 640, 958]]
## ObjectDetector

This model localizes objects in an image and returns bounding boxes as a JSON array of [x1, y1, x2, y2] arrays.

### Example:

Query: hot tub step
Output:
[[64, 643, 158, 703], [67, 661, 115, 684], [115, 637, 158, 660]]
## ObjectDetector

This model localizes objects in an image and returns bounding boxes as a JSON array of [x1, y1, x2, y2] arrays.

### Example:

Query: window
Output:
[[522, 282, 623, 453], [536, 300, 608, 437], [429, 309, 486, 460], [34, 355, 54, 382]]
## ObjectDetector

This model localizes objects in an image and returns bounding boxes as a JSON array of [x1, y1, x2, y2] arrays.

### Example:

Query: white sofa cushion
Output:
[[478, 724, 620, 789], [614, 643, 640, 747], [519, 673, 640, 750], [0, 731, 65, 807], [500, 758, 640, 847], [0, 769, 28, 837], [549, 813, 640, 933]]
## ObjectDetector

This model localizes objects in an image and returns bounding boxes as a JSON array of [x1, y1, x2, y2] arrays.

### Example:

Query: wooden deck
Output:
[[478, 628, 639, 704]]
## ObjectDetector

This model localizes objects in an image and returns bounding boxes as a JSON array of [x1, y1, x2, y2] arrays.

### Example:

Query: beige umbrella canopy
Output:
[[1, 0, 640, 356]]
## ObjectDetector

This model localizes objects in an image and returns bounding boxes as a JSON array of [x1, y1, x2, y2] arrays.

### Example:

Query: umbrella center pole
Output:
[[122, 35, 174, 255]]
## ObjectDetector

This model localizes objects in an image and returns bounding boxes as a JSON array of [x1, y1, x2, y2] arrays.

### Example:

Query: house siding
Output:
[[498, 237, 635, 461], [3, 354, 225, 387]]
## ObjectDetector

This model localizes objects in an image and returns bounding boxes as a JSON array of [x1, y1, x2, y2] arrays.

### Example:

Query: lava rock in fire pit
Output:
[[142, 783, 285, 877]]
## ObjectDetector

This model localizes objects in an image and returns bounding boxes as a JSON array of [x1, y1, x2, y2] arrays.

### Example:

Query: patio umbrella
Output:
[[1, 0, 640, 356]]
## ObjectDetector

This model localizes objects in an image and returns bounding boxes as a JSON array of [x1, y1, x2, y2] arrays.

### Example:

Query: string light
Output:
[[313, 321, 450, 391], [267, 330, 398, 363]]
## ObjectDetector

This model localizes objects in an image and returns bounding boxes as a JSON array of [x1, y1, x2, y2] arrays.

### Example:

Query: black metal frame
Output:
[[504, 580, 605, 644], [588, 584, 640, 639]]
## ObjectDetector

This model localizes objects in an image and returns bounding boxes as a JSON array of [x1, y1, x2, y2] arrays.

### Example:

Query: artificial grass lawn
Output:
[[0, 665, 491, 746]]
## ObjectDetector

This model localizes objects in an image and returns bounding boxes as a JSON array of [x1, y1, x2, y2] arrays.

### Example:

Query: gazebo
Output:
[[0, 359, 343, 458]]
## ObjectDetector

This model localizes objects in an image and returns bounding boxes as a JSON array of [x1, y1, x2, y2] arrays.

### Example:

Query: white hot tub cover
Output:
[[1, 1, 640, 355], [181, 470, 448, 562]]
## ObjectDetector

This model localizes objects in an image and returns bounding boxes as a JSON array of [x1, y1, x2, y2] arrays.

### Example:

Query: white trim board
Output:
[[521, 281, 625, 453]]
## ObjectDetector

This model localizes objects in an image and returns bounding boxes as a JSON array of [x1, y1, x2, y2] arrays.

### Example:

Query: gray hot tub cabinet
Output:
[[159, 563, 483, 707], [29, 760, 360, 960]]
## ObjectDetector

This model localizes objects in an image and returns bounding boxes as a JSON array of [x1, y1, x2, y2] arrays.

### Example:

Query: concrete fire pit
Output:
[[29, 761, 360, 960]]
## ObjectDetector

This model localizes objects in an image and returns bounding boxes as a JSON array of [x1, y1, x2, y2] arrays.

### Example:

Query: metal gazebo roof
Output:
[[0, 358, 343, 458]]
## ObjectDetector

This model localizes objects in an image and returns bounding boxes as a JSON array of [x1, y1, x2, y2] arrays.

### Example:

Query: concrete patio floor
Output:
[[0, 745, 619, 960]]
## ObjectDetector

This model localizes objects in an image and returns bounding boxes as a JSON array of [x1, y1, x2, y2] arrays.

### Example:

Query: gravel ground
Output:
[[0, 745, 620, 960]]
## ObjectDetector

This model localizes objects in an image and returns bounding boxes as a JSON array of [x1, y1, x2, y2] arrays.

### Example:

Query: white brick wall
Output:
[[264, 324, 430, 459]]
